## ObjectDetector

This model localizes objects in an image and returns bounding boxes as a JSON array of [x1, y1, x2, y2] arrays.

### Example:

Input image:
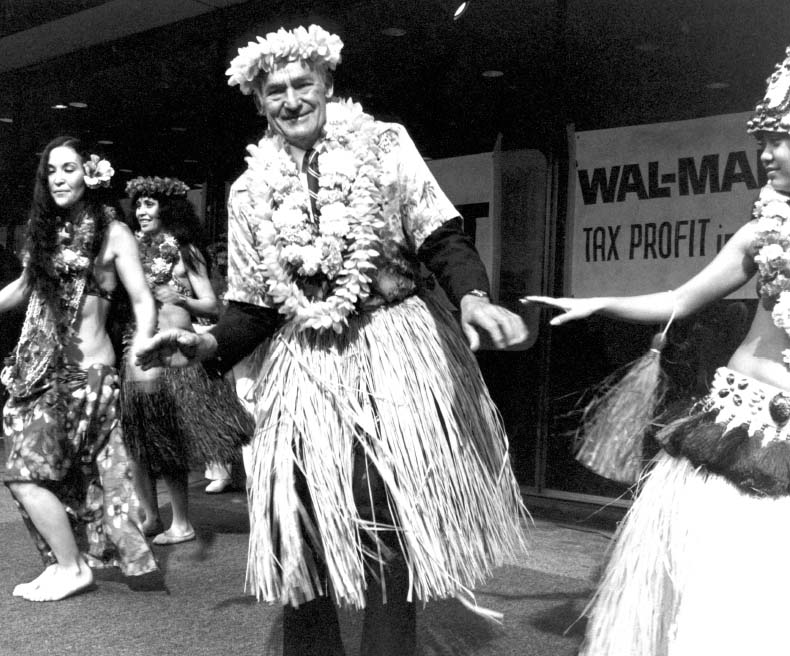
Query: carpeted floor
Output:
[[0, 456, 611, 656]]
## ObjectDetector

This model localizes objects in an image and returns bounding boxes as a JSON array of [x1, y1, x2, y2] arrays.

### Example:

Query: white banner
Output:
[[569, 112, 763, 297]]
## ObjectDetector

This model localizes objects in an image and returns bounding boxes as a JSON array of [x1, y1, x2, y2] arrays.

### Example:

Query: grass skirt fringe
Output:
[[121, 365, 253, 473], [244, 293, 527, 608], [581, 450, 790, 656]]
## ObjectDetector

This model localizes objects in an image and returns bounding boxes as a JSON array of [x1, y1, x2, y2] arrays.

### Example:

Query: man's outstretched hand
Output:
[[460, 293, 529, 352], [134, 329, 218, 370]]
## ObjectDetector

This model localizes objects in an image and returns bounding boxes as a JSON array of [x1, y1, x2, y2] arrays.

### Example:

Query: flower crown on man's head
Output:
[[125, 176, 190, 201], [83, 155, 114, 189], [225, 24, 343, 95], [748, 46, 790, 135]]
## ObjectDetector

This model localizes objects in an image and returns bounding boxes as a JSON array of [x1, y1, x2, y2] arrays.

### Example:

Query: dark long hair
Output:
[[129, 191, 210, 275], [25, 135, 119, 304]]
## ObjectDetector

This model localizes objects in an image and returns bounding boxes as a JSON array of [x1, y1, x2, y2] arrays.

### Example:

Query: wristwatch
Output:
[[465, 289, 489, 299]]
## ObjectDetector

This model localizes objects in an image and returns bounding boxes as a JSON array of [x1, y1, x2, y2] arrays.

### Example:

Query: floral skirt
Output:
[[244, 293, 528, 609], [581, 367, 790, 656], [3, 363, 158, 576]]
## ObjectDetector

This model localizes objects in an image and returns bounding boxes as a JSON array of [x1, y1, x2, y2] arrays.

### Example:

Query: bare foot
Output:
[[12, 564, 56, 597], [18, 563, 94, 602]]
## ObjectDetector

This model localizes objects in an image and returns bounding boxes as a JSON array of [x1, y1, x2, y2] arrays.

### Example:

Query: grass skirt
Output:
[[121, 365, 253, 473], [581, 450, 790, 656], [244, 293, 527, 608]]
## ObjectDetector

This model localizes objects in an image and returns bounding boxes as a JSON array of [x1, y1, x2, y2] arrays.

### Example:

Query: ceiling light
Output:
[[453, 1, 471, 20], [635, 41, 659, 52], [381, 27, 406, 37], [0, 117, 12, 123], [171, 127, 187, 132], [119, 168, 133, 173], [51, 104, 68, 110], [68, 101, 87, 108], [482, 70, 504, 78], [97, 139, 114, 145], [183, 158, 198, 163], [705, 81, 730, 90]]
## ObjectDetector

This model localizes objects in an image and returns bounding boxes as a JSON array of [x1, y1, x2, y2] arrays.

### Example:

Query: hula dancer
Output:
[[122, 176, 252, 545], [0, 136, 158, 601], [136, 23, 528, 655], [526, 46, 790, 656]]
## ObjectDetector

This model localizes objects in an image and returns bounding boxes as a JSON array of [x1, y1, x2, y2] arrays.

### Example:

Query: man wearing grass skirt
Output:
[[136, 23, 528, 655]]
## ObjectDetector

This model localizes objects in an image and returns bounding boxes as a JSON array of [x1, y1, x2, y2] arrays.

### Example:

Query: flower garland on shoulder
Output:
[[751, 183, 790, 366], [242, 98, 386, 333], [135, 231, 180, 290]]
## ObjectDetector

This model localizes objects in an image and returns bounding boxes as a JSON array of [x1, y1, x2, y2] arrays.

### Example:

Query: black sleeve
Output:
[[205, 301, 282, 374], [416, 217, 491, 307]]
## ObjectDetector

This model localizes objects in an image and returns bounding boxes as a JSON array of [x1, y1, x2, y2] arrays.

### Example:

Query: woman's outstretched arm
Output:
[[525, 219, 759, 325]]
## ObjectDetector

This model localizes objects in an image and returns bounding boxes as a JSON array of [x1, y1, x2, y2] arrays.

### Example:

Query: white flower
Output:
[[319, 202, 350, 237], [772, 291, 790, 329], [83, 154, 114, 189], [272, 206, 306, 231], [757, 243, 786, 266], [320, 149, 357, 180], [298, 245, 323, 276], [150, 257, 171, 276]]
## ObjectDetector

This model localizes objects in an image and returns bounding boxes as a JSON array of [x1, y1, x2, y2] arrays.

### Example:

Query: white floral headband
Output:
[[226, 24, 343, 95], [83, 154, 114, 189]]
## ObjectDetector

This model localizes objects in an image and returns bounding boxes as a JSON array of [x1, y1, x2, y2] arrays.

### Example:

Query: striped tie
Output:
[[302, 148, 320, 218]]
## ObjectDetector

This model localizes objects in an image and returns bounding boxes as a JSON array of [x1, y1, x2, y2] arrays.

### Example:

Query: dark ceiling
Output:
[[0, 0, 788, 229]]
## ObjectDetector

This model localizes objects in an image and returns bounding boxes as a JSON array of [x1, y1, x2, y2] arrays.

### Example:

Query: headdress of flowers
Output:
[[83, 154, 114, 189], [748, 46, 790, 135], [226, 24, 343, 95], [240, 98, 385, 333], [125, 176, 190, 200], [751, 183, 790, 366]]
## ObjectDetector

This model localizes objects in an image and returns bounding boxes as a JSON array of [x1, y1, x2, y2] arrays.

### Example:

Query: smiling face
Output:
[[759, 132, 790, 193], [255, 60, 333, 150], [135, 196, 163, 235], [48, 145, 86, 211]]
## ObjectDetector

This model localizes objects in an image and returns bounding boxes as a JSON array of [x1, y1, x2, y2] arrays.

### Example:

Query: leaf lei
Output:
[[135, 231, 180, 290], [751, 184, 790, 367], [243, 99, 385, 333]]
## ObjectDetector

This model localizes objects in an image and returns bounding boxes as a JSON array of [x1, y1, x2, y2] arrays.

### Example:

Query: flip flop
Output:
[[152, 529, 196, 546]]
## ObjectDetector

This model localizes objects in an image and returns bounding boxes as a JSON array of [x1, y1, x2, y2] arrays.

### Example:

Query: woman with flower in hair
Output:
[[0, 135, 158, 602], [122, 176, 251, 545], [525, 46, 790, 656]]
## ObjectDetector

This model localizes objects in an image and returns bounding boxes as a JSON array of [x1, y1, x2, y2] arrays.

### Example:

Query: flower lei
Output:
[[751, 184, 790, 366], [226, 24, 343, 95], [0, 211, 97, 397], [135, 231, 180, 289], [243, 99, 386, 333], [51, 214, 96, 278]]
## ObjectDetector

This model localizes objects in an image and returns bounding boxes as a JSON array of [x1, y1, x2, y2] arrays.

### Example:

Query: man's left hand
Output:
[[460, 293, 529, 352]]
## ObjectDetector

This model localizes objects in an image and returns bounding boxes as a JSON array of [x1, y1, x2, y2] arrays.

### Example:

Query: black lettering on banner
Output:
[[583, 226, 621, 262], [721, 150, 758, 192], [648, 161, 671, 199], [627, 218, 711, 260], [606, 225, 620, 260], [578, 166, 620, 205], [678, 154, 720, 195], [658, 222, 672, 258], [578, 151, 763, 205], [616, 164, 648, 202]]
